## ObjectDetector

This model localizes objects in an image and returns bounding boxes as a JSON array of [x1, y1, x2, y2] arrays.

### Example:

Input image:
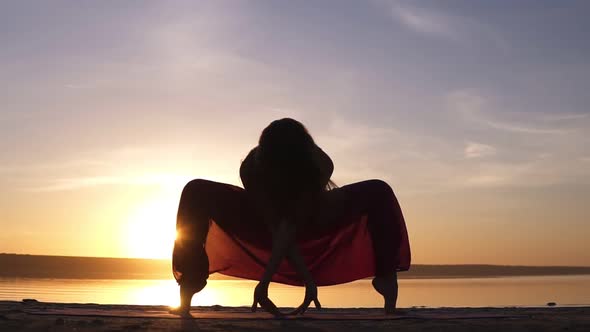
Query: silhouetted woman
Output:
[[170, 118, 411, 317]]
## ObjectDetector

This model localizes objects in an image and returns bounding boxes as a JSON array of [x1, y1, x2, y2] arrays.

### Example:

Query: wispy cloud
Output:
[[446, 89, 486, 115], [541, 113, 589, 122], [64, 83, 91, 89], [464, 142, 496, 159], [484, 120, 568, 135], [21, 173, 192, 192], [0, 159, 110, 174], [461, 153, 590, 188], [447, 89, 570, 135], [462, 162, 535, 188], [465, 174, 507, 187], [386, 3, 508, 49], [443, 89, 590, 188], [390, 5, 457, 40]]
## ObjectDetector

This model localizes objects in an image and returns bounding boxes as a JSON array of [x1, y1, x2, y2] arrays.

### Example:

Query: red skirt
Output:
[[173, 179, 411, 287]]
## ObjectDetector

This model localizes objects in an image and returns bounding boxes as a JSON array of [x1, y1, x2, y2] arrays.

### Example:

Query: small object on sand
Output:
[[211, 305, 223, 311], [54, 318, 65, 326], [22, 299, 38, 304], [547, 302, 556, 306]]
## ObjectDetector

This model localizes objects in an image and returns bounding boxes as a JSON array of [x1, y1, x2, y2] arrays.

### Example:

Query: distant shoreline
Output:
[[2, 253, 590, 280]]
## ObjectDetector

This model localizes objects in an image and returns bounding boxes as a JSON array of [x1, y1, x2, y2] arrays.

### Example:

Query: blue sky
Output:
[[1, 1, 589, 264]]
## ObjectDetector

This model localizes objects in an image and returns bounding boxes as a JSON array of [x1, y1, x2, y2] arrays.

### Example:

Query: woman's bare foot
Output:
[[169, 280, 207, 317], [372, 274, 398, 314]]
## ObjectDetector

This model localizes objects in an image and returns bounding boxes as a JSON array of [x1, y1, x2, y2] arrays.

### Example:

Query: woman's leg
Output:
[[315, 179, 406, 313], [171, 179, 257, 315]]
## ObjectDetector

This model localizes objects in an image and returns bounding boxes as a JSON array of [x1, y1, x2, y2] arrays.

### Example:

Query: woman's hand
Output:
[[289, 280, 321, 315], [251, 219, 293, 317], [251, 281, 284, 317], [284, 240, 322, 316]]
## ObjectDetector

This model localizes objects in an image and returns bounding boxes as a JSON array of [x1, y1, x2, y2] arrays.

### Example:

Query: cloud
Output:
[[444, 89, 590, 188], [447, 89, 570, 135], [461, 153, 590, 189], [64, 83, 91, 89], [541, 113, 589, 122], [446, 89, 486, 115], [462, 162, 535, 188], [319, 117, 399, 151], [21, 173, 192, 192], [0, 159, 110, 174], [464, 142, 496, 159], [386, 3, 508, 49], [483, 120, 568, 135], [390, 5, 456, 40], [465, 175, 507, 187]]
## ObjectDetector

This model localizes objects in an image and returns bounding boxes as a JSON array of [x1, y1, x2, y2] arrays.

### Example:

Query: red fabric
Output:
[[205, 214, 411, 286]]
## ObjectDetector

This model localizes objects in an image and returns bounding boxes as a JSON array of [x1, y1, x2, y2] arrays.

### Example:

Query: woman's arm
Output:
[[283, 200, 321, 314], [260, 195, 321, 315], [252, 219, 295, 317], [259, 213, 315, 286], [259, 220, 295, 283], [286, 245, 320, 314], [286, 245, 313, 283], [254, 219, 320, 316]]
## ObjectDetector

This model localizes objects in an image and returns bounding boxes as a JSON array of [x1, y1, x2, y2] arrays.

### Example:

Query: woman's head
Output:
[[258, 118, 315, 164], [256, 118, 322, 212]]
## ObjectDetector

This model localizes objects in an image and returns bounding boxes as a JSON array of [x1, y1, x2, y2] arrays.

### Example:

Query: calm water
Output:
[[1, 275, 589, 308]]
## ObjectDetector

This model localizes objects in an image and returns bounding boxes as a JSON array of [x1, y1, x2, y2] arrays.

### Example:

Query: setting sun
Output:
[[125, 195, 178, 259]]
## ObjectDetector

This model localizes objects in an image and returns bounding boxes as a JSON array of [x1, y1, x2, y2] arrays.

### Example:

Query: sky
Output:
[[1, 0, 589, 265]]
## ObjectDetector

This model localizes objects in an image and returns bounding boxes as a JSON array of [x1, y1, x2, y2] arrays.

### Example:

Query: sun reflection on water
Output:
[[1, 276, 589, 308], [122, 279, 308, 308]]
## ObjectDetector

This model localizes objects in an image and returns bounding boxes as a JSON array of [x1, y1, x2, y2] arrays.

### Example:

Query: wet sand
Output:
[[1, 300, 589, 331]]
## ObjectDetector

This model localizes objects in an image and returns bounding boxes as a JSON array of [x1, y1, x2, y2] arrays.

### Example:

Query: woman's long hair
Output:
[[256, 118, 324, 215]]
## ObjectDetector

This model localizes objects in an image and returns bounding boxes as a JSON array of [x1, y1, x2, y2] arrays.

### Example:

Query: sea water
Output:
[[1, 275, 589, 308]]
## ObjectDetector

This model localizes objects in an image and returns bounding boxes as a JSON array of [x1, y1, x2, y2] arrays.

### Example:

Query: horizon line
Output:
[[2, 253, 589, 269]]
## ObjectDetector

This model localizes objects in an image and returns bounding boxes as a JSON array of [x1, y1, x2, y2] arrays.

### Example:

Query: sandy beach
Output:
[[1, 301, 588, 332]]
